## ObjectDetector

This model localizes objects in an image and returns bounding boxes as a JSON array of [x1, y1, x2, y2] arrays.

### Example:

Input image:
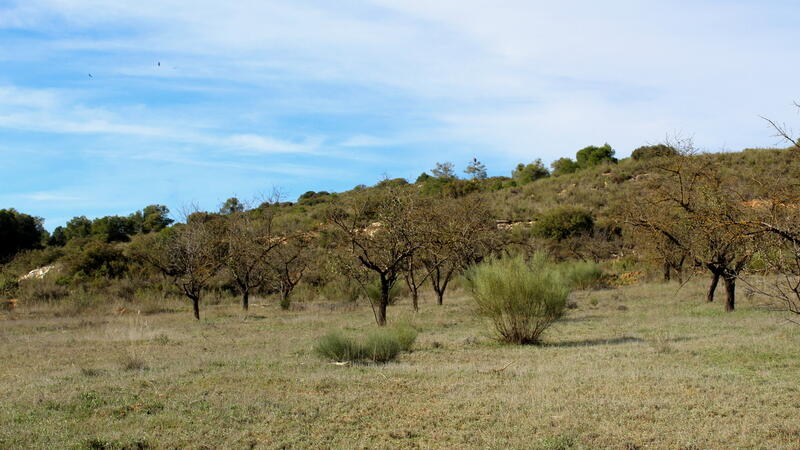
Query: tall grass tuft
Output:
[[315, 325, 417, 363], [467, 254, 570, 345]]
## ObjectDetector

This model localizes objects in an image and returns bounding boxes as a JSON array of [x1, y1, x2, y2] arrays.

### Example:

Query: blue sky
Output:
[[1, 0, 798, 229]]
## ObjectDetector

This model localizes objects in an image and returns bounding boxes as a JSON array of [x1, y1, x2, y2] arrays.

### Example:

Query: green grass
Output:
[[1, 280, 800, 448]]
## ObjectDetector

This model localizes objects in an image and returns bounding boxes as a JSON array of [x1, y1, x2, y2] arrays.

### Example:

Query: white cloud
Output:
[[226, 134, 316, 154]]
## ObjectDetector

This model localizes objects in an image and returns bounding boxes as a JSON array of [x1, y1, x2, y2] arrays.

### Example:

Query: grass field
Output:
[[2, 280, 800, 449]]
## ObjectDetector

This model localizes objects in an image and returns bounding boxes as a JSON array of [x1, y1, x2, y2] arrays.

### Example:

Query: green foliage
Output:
[[297, 191, 334, 206], [91, 216, 136, 243], [551, 157, 579, 176], [415, 172, 432, 183], [466, 254, 570, 344], [375, 177, 409, 188], [512, 159, 549, 184], [464, 157, 488, 180], [576, 143, 617, 168], [66, 241, 129, 279], [314, 325, 417, 363], [631, 144, 678, 161], [558, 260, 605, 290], [0, 208, 47, 262], [219, 197, 245, 215], [533, 207, 594, 241], [431, 161, 457, 179]]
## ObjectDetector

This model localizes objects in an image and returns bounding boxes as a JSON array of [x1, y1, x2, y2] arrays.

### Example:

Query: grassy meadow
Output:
[[2, 280, 800, 449]]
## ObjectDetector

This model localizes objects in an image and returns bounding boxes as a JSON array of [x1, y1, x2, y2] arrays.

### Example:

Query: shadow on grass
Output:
[[545, 336, 644, 348]]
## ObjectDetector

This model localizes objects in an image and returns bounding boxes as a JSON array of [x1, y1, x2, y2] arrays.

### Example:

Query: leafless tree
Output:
[[625, 138, 754, 311], [328, 187, 425, 325], [135, 217, 223, 320], [220, 204, 280, 311], [267, 233, 313, 310]]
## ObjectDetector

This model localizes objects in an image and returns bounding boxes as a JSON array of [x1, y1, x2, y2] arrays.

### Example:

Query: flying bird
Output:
[[88, 73, 93, 78], [157, 61, 160, 67]]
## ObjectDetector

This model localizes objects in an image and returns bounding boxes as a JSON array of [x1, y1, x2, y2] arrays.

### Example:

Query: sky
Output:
[[0, 0, 798, 230]]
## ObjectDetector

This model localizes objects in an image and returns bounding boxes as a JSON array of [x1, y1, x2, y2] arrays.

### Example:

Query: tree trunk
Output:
[[377, 275, 390, 326], [280, 288, 291, 310], [707, 272, 720, 303], [190, 295, 200, 320], [722, 275, 736, 312], [663, 261, 671, 282], [433, 269, 453, 306], [411, 290, 419, 312], [242, 289, 249, 311]]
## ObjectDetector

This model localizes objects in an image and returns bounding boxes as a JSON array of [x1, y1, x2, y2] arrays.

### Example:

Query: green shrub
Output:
[[466, 254, 570, 345], [533, 207, 594, 241], [314, 325, 417, 363], [559, 261, 605, 290]]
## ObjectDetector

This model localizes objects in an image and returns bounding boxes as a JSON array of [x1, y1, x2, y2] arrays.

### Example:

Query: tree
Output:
[[267, 233, 313, 310], [0, 209, 47, 262], [431, 162, 457, 180], [464, 157, 488, 180], [420, 195, 498, 305], [140, 205, 173, 233], [220, 209, 279, 311], [91, 215, 136, 243], [135, 220, 222, 320], [64, 216, 92, 241], [512, 159, 549, 184], [576, 143, 617, 168], [551, 157, 579, 176], [625, 142, 753, 311], [328, 187, 425, 325], [220, 197, 246, 215]]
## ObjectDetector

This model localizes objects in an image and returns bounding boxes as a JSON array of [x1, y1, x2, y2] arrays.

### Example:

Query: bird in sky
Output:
[[157, 61, 160, 67], [88, 73, 92, 78]]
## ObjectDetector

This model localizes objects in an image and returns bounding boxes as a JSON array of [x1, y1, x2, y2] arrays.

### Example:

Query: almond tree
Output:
[[220, 207, 280, 311], [625, 141, 753, 311], [422, 195, 498, 305], [328, 187, 424, 325], [135, 218, 222, 320], [267, 232, 313, 310]]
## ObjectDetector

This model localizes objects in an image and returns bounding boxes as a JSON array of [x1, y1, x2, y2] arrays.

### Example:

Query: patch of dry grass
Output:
[[1, 281, 799, 448]]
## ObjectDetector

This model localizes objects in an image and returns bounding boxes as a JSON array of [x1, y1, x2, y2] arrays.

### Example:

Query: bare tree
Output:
[[220, 206, 280, 311], [761, 101, 800, 150], [422, 195, 498, 305], [135, 218, 222, 320], [328, 187, 424, 325], [625, 139, 754, 311], [267, 233, 313, 310]]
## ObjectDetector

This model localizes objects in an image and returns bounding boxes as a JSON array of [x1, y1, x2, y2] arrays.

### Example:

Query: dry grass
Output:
[[1, 281, 800, 448]]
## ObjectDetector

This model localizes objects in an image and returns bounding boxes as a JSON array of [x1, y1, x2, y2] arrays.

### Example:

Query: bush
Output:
[[466, 254, 570, 344], [314, 325, 417, 363], [559, 261, 605, 290], [631, 144, 678, 161], [533, 207, 594, 241]]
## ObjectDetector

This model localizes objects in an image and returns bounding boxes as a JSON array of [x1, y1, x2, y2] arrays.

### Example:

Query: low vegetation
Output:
[[315, 325, 417, 363], [467, 254, 570, 344]]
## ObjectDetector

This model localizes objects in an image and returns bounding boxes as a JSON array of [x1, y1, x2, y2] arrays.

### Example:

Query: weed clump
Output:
[[467, 254, 570, 345], [315, 325, 417, 363]]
